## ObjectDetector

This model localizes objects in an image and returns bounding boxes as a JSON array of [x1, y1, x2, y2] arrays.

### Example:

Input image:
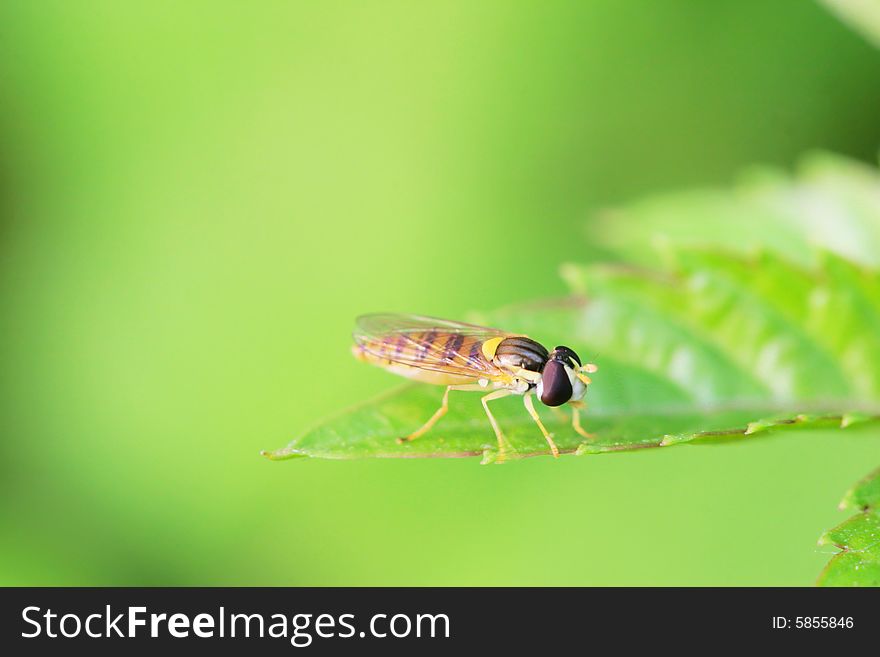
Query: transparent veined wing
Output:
[[353, 314, 514, 380]]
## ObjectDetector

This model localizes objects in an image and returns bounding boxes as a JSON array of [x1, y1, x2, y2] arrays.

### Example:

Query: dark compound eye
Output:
[[540, 359, 573, 407], [553, 345, 581, 367]]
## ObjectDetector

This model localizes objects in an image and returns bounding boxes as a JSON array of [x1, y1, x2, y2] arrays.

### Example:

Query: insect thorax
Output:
[[493, 337, 549, 373]]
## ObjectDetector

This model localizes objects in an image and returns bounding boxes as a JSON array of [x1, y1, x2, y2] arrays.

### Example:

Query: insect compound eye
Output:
[[553, 345, 581, 367], [539, 359, 573, 407]]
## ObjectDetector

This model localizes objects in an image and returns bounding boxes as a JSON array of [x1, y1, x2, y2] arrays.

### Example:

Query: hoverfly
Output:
[[352, 314, 597, 459]]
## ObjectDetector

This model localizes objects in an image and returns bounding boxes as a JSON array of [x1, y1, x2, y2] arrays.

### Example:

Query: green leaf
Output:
[[818, 469, 880, 587], [588, 152, 880, 587], [819, 0, 880, 48], [591, 153, 880, 270], [263, 250, 880, 463], [840, 467, 880, 511]]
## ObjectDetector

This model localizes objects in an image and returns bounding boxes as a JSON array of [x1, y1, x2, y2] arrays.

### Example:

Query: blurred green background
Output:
[[2, 0, 880, 586]]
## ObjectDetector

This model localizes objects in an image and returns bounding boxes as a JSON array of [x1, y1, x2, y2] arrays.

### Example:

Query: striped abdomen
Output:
[[354, 330, 493, 372]]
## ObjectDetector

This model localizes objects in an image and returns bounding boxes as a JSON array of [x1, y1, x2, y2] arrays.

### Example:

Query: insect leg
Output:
[[480, 389, 514, 461], [569, 400, 596, 439], [523, 393, 559, 458], [398, 384, 484, 443]]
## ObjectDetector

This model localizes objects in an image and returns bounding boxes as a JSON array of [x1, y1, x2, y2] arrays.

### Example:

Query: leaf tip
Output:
[[840, 412, 871, 429], [575, 442, 602, 455], [660, 433, 687, 446], [744, 421, 765, 435], [480, 449, 499, 465], [261, 446, 309, 462], [816, 528, 847, 552]]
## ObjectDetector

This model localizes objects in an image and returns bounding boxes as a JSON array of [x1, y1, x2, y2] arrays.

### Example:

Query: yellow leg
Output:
[[480, 389, 514, 460], [569, 400, 595, 439], [523, 394, 559, 458], [398, 384, 484, 443]]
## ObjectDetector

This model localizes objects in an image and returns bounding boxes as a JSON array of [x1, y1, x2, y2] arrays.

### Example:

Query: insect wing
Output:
[[353, 314, 511, 380]]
